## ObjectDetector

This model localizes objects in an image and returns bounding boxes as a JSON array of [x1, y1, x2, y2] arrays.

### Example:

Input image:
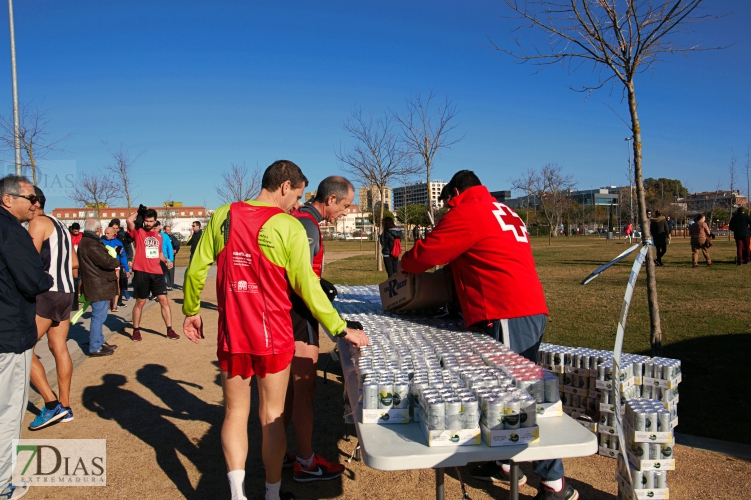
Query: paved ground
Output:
[[23, 264, 751, 499]]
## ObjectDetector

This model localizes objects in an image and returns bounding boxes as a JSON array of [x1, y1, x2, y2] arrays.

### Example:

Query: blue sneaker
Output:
[[62, 407, 74, 423], [0, 483, 29, 499], [29, 403, 69, 430]]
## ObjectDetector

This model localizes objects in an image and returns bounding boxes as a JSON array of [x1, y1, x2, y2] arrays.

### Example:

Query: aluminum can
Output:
[[520, 397, 537, 428], [608, 435, 618, 450], [444, 399, 463, 430], [571, 394, 581, 408], [393, 382, 410, 409], [599, 433, 610, 448], [631, 470, 644, 489], [632, 410, 646, 432], [658, 410, 671, 432], [363, 381, 379, 409], [461, 398, 480, 429], [599, 413, 607, 425], [632, 361, 644, 379], [504, 398, 521, 430], [606, 413, 615, 427], [654, 470, 667, 489], [645, 409, 658, 432], [378, 383, 393, 409], [544, 374, 560, 403], [645, 359, 655, 379], [600, 389, 610, 405], [426, 397, 445, 430], [487, 398, 505, 430], [644, 470, 655, 489], [528, 379, 545, 403], [648, 443, 660, 460], [635, 442, 650, 459], [660, 443, 673, 459], [581, 354, 591, 369]]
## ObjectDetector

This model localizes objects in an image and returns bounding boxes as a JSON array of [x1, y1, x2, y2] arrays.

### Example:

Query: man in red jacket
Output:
[[400, 170, 578, 500]]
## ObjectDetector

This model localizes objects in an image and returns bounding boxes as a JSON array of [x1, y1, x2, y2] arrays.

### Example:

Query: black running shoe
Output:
[[534, 478, 579, 500], [469, 461, 527, 486]]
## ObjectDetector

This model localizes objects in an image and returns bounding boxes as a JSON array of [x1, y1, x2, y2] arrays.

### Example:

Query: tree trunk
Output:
[[376, 186, 385, 272], [628, 83, 662, 357]]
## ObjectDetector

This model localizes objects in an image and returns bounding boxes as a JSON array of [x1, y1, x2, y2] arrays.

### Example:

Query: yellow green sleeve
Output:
[[182, 201, 347, 336]]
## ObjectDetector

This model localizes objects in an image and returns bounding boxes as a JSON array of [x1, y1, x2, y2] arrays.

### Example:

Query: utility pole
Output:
[[7, 0, 21, 175]]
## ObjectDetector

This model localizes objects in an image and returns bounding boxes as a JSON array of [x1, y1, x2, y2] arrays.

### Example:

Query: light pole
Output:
[[625, 137, 633, 225], [7, 0, 21, 175]]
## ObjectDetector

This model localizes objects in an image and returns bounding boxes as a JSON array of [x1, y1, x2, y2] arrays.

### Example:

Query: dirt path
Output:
[[21, 280, 751, 499]]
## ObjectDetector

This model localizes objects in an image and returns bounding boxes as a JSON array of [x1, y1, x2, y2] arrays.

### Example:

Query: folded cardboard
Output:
[[379, 271, 452, 312], [361, 407, 410, 424], [480, 423, 539, 447]]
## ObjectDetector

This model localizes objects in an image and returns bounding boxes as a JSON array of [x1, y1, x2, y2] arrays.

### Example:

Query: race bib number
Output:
[[146, 247, 159, 259]]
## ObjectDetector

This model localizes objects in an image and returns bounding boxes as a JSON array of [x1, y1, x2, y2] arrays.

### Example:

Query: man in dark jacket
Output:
[[0, 175, 54, 499], [729, 206, 751, 265], [185, 220, 203, 261], [650, 210, 670, 266], [78, 218, 121, 357], [164, 225, 180, 289]]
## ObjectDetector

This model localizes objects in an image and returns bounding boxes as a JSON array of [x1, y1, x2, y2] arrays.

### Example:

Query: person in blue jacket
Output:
[[155, 221, 174, 291]]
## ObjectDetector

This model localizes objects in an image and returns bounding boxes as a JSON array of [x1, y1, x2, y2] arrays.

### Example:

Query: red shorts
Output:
[[217, 349, 294, 379]]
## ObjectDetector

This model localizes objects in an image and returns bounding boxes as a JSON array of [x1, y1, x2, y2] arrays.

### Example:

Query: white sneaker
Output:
[[0, 483, 30, 499]]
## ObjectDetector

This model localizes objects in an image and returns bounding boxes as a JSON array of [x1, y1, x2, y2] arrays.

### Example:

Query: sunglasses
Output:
[[11, 193, 39, 204]]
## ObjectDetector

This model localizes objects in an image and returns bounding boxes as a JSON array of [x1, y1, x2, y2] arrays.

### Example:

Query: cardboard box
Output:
[[595, 376, 636, 391], [361, 407, 410, 424], [642, 374, 681, 390], [627, 449, 676, 471], [379, 271, 452, 312], [480, 423, 539, 447], [616, 472, 670, 499], [536, 400, 563, 418], [598, 446, 621, 458], [419, 419, 481, 447], [565, 366, 590, 377]]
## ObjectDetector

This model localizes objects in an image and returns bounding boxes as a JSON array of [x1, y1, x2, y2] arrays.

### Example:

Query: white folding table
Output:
[[338, 340, 598, 500]]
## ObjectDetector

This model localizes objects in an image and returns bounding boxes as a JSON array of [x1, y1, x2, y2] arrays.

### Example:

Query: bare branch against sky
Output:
[[215, 161, 262, 204]]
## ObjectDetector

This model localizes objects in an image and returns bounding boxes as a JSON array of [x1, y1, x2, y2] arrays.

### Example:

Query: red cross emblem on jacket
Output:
[[492, 202, 528, 243]]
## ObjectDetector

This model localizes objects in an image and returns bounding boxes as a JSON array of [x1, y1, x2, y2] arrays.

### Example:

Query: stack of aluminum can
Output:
[[615, 454, 669, 498]]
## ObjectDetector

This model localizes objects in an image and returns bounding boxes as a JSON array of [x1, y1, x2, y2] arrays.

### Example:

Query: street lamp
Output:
[[7, 0, 21, 175]]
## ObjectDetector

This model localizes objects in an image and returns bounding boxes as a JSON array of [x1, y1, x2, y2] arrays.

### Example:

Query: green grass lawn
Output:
[[324, 235, 750, 444]]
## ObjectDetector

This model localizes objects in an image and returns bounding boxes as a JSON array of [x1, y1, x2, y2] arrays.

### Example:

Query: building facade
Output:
[[50, 205, 211, 239], [678, 191, 747, 212], [358, 185, 392, 213], [392, 181, 447, 211]]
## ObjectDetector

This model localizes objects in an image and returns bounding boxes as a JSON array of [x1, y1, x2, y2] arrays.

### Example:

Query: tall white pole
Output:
[[8, 0, 21, 175], [626, 137, 633, 225]]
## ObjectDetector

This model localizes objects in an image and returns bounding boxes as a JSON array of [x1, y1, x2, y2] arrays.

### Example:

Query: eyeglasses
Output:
[[11, 193, 39, 204]]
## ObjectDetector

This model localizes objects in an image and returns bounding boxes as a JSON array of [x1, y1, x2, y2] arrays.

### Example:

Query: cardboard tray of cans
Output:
[[626, 449, 675, 471], [361, 407, 410, 424], [419, 416, 481, 447], [598, 446, 621, 459], [642, 374, 681, 390], [616, 471, 669, 499], [480, 423, 539, 447]]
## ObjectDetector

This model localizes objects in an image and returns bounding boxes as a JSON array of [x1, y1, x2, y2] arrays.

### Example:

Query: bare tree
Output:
[[492, 0, 724, 355], [336, 108, 418, 271], [103, 141, 143, 210], [0, 104, 72, 185], [512, 163, 575, 245], [68, 171, 120, 218], [215, 162, 262, 204], [394, 92, 463, 224]]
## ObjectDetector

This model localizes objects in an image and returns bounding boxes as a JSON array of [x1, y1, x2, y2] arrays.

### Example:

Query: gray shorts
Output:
[[36, 290, 74, 322]]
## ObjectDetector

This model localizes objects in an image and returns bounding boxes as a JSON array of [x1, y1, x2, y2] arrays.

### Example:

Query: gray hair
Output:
[[0, 174, 31, 198], [84, 218, 100, 232], [314, 176, 353, 203]]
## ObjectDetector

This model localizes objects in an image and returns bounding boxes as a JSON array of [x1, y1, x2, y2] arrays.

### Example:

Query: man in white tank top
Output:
[[26, 187, 88, 430]]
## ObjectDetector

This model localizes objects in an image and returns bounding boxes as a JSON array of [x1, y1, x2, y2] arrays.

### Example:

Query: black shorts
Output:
[[132, 271, 167, 299], [36, 291, 74, 322], [290, 293, 319, 347]]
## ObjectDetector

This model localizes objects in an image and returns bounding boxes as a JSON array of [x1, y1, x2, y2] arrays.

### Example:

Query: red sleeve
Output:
[[128, 228, 139, 242], [401, 211, 475, 273]]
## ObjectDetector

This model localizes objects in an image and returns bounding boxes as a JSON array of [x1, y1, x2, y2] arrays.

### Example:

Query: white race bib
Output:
[[146, 247, 159, 259]]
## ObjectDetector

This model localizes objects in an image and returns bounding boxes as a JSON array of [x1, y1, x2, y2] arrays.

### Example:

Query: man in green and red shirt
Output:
[[126, 208, 177, 341], [182, 161, 368, 500]]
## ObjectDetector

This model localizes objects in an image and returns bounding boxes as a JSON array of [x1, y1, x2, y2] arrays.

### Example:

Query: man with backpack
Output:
[[379, 216, 402, 277]]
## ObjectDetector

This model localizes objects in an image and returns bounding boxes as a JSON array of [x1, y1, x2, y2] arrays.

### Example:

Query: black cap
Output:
[[71, 222, 80, 230], [109, 218, 121, 227]]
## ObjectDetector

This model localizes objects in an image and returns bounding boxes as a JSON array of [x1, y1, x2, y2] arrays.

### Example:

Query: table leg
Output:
[[436, 467, 444, 500], [509, 460, 519, 500]]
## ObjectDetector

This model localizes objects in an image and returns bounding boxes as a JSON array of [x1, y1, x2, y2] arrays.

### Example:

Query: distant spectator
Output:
[[109, 218, 132, 305], [379, 217, 403, 277], [164, 225, 180, 289], [688, 213, 714, 268], [412, 224, 421, 242], [728, 206, 751, 265], [154, 221, 175, 291], [77, 218, 121, 356], [103, 226, 130, 311], [185, 220, 203, 261], [69, 222, 82, 249], [650, 210, 670, 266], [624, 222, 633, 244]]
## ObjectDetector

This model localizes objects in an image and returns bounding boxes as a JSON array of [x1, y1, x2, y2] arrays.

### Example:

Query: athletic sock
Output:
[[227, 470, 246, 500], [297, 453, 314, 468], [264, 480, 281, 500], [542, 478, 563, 492], [496, 461, 511, 474], [45, 401, 61, 410]]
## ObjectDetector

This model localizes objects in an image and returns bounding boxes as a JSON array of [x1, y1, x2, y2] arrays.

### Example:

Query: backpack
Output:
[[390, 237, 402, 258]]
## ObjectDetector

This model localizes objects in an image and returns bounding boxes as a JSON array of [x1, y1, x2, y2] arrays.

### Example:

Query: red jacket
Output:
[[401, 185, 548, 325]]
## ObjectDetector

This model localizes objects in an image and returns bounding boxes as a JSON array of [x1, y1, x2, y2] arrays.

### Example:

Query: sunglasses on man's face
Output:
[[11, 193, 39, 204]]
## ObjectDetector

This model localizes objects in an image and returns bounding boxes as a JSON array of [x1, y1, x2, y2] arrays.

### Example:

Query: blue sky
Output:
[[0, 0, 748, 210]]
